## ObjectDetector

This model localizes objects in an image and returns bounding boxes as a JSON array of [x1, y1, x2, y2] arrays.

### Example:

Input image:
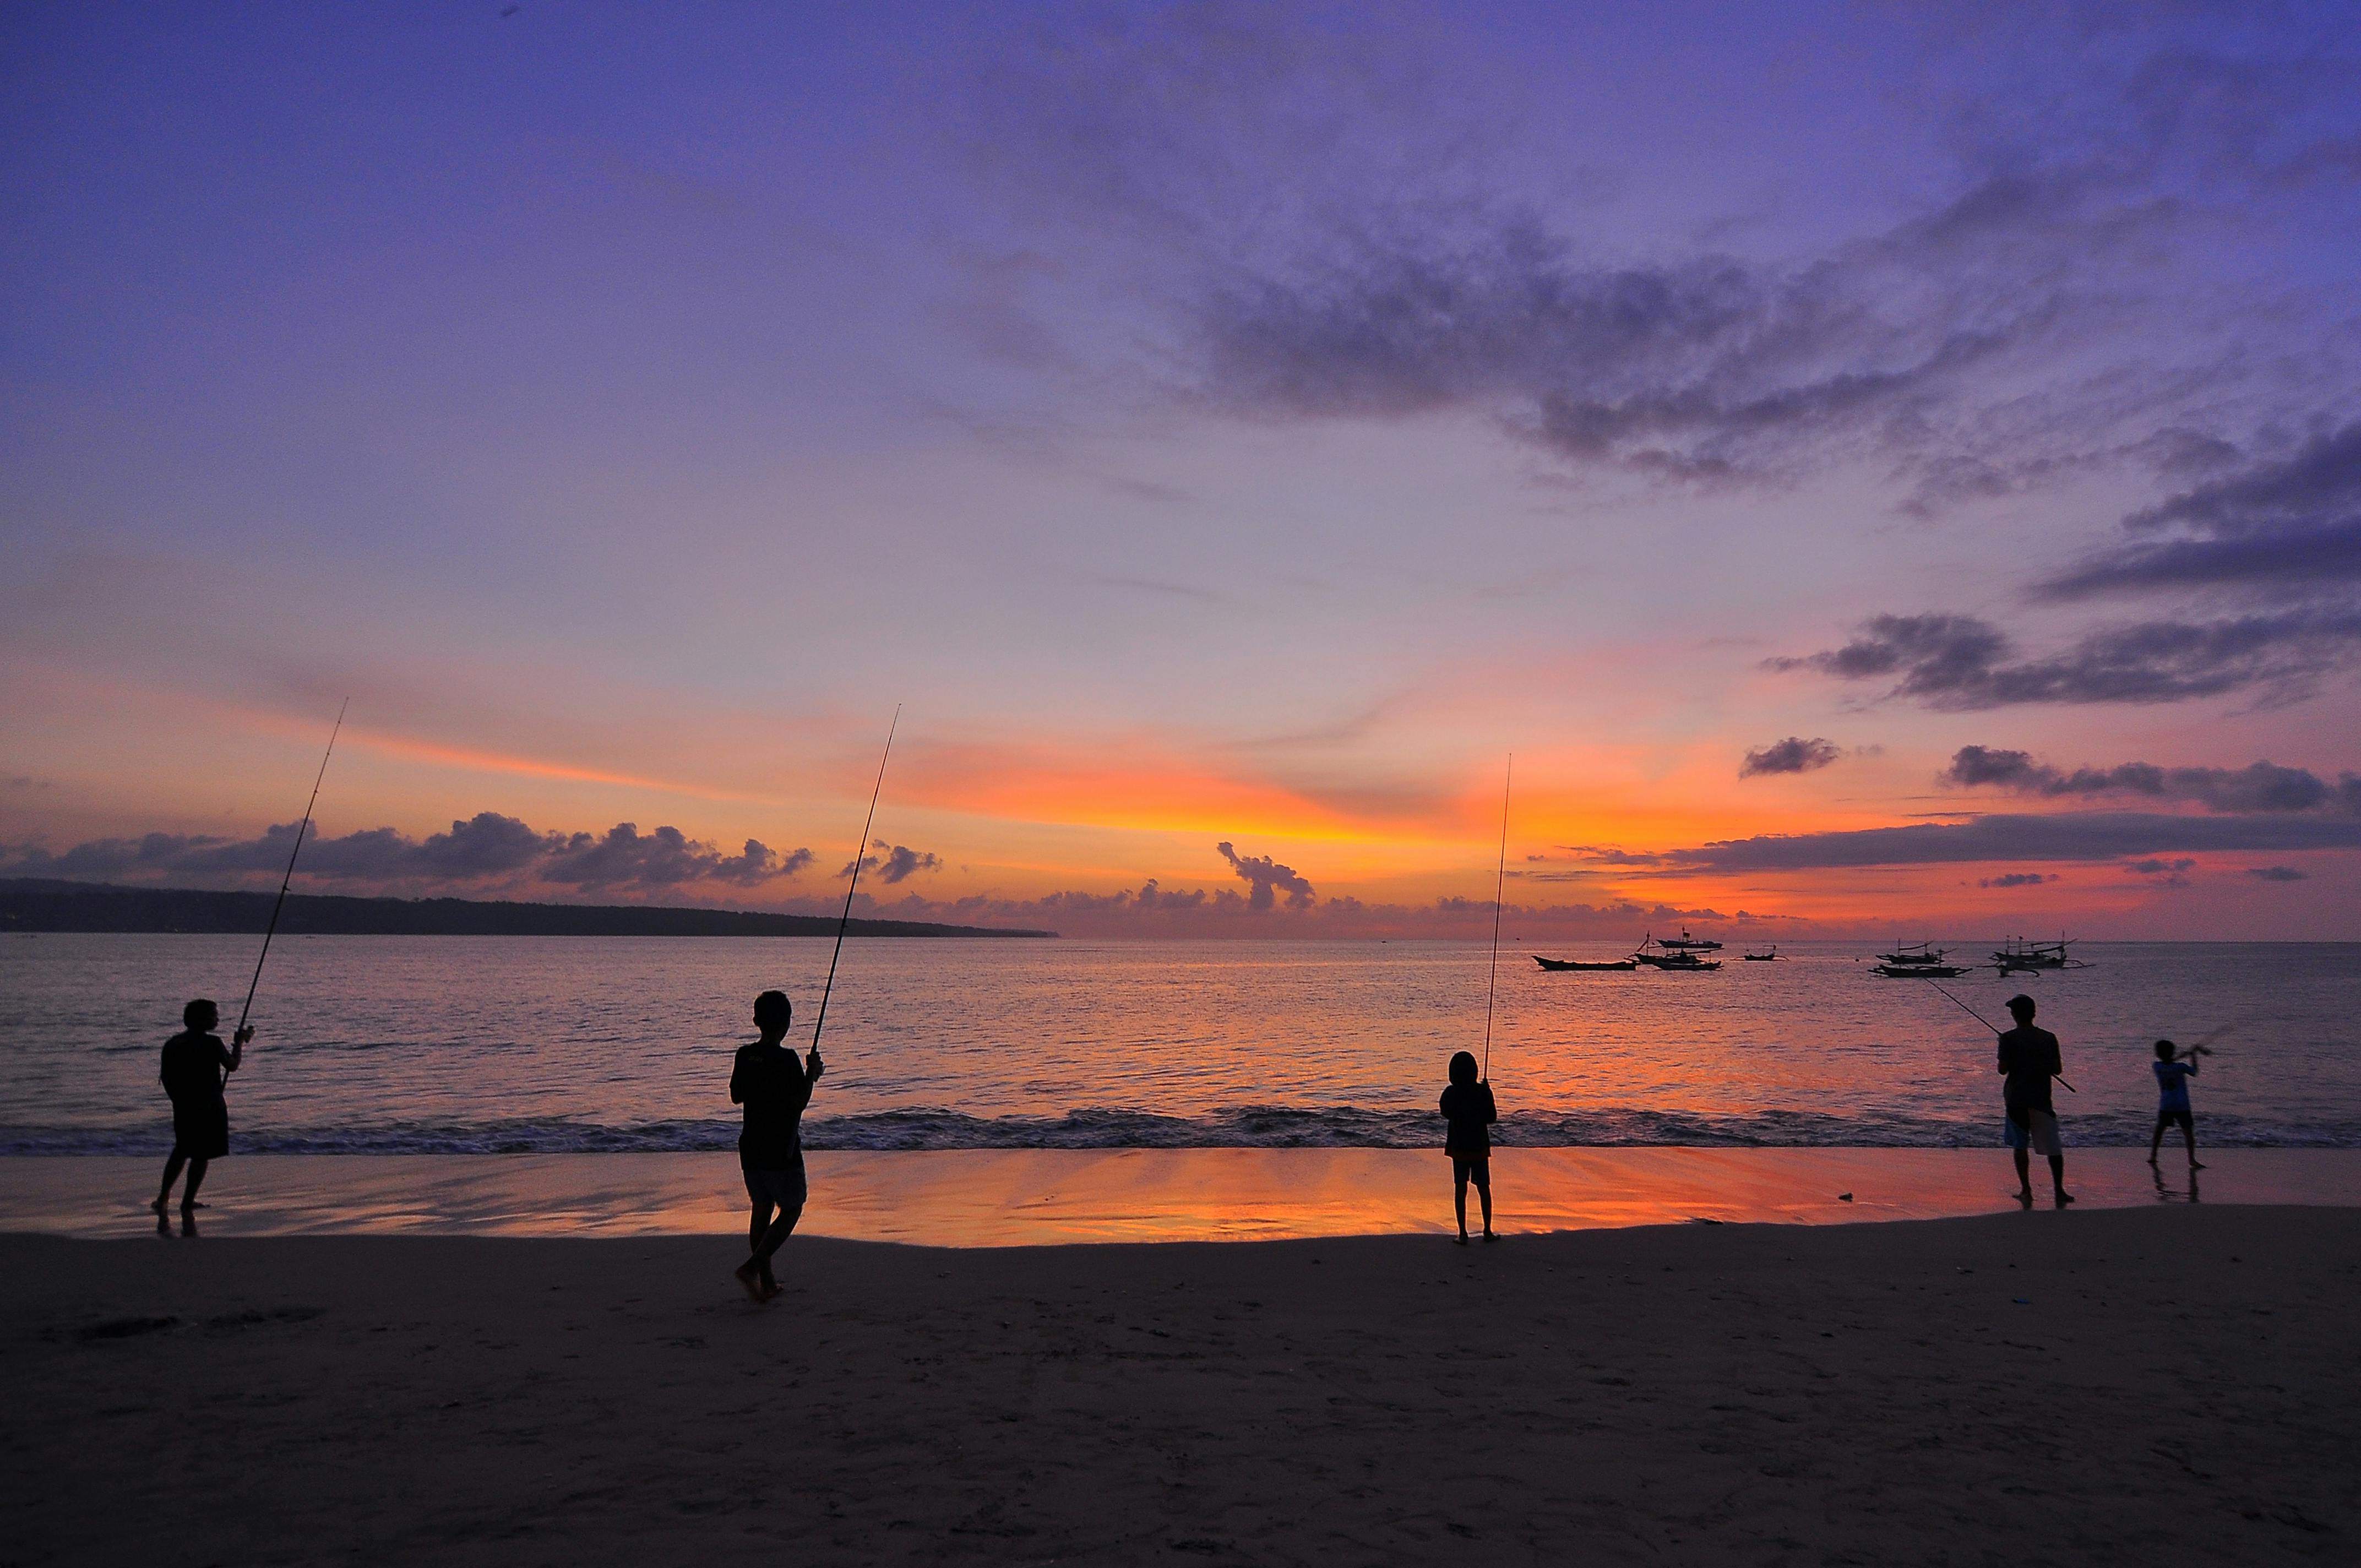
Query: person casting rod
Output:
[[1927, 978, 2076, 1092]]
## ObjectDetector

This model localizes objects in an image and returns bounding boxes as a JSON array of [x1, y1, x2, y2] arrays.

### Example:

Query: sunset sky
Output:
[[6, 3, 2359, 938]]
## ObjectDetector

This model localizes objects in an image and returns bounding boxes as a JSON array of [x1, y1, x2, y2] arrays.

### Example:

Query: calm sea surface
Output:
[[2, 935, 2355, 1153]]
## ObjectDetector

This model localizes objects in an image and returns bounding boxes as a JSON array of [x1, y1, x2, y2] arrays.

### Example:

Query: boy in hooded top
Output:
[[154, 998, 250, 1221], [730, 990, 824, 1302], [1440, 1050, 1498, 1244]]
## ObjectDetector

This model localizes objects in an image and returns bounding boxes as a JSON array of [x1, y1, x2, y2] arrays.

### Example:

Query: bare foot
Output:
[[732, 1262, 766, 1302]]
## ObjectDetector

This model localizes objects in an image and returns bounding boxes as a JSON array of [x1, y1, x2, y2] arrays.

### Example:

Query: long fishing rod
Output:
[[1481, 754, 1511, 1081], [1926, 978, 2075, 1092], [235, 699, 348, 1039], [809, 705, 900, 1059]]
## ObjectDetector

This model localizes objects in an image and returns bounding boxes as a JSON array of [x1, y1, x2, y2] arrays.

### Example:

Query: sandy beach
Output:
[[7, 1203, 2357, 1565]]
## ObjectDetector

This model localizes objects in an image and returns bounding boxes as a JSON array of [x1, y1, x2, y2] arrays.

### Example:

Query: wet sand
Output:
[[7, 1205, 2358, 1565], [6, 1145, 2352, 1241]]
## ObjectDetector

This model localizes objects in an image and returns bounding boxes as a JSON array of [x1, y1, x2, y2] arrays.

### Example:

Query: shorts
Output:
[[2004, 1109, 2063, 1157], [171, 1102, 230, 1161], [1451, 1156, 1490, 1187], [742, 1164, 807, 1212], [2155, 1106, 2194, 1130]]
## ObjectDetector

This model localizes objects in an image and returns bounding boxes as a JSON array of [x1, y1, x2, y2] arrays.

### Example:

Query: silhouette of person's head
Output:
[[1449, 1050, 1479, 1086], [184, 998, 219, 1031], [2006, 994, 2036, 1024], [2155, 1038, 2177, 1060], [753, 990, 792, 1038]]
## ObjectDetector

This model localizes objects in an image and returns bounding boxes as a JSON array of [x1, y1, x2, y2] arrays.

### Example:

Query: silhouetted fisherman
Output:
[[1996, 994, 2072, 1207], [1441, 1050, 1498, 1243], [730, 990, 823, 1302], [153, 999, 249, 1221]]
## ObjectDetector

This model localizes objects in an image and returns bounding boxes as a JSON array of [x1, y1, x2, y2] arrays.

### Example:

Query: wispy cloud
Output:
[[2042, 422, 2361, 600], [1653, 812, 2361, 872], [1769, 609, 2361, 707]]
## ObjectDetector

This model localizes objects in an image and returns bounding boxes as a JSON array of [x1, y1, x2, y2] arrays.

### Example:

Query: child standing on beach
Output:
[[1440, 1050, 1498, 1244], [2148, 1039, 2207, 1170]]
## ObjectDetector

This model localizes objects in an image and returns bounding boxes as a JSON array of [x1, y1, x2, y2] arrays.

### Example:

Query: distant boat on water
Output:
[[1533, 955, 1638, 972], [1993, 935, 2091, 972], [1633, 936, 1722, 971]]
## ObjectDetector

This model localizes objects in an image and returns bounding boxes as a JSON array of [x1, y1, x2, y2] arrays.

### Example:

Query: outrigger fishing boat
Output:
[[1633, 936, 1722, 971], [1655, 927, 1722, 950], [1869, 943, 1970, 978], [1992, 935, 2091, 973], [1533, 955, 1638, 971]]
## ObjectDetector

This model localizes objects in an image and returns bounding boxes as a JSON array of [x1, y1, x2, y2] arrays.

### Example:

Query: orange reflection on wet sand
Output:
[[5, 1148, 2355, 1244]]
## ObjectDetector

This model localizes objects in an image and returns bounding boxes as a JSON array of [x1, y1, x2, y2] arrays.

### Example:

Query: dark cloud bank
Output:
[[1944, 747, 2361, 815], [2, 814, 817, 894], [1569, 742, 2361, 874]]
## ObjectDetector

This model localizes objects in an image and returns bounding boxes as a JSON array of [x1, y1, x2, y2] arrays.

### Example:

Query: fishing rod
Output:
[[809, 705, 900, 1059], [1926, 978, 2075, 1092], [1481, 754, 1510, 1081], [234, 699, 349, 1041]]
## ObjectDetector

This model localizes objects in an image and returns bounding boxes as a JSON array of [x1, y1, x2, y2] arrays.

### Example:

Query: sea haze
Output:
[[2, 936, 2354, 1155]]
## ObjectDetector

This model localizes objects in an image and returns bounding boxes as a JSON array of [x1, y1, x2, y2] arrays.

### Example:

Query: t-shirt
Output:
[[1439, 1081, 1497, 1159], [1996, 1025, 2061, 1116], [2154, 1059, 2196, 1110], [159, 1031, 231, 1108], [731, 1041, 813, 1169]]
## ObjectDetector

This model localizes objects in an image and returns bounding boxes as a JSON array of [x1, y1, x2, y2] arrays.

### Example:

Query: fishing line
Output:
[[810, 705, 900, 1058], [233, 699, 347, 1041], [1481, 753, 1510, 1081]]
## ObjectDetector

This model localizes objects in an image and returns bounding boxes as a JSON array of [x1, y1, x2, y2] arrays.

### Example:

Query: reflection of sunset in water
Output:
[[8, 937, 2356, 1155], [1, 1149, 2345, 1243]]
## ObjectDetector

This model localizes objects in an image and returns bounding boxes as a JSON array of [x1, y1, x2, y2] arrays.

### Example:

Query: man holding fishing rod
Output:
[[1996, 994, 2074, 1208]]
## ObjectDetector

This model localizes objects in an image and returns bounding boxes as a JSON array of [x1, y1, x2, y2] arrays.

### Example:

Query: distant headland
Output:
[[0, 879, 1056, 939]]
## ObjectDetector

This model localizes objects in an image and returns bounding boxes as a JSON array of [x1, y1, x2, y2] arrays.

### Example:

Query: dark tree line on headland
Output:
[[0, 879, 1056, 939]]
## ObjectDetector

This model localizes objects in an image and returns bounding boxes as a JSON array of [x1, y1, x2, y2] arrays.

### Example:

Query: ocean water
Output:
[[1, 934, 2355, 1154]]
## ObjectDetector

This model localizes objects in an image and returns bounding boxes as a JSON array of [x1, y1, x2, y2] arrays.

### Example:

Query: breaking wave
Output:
[[6, 1104, 2355, 1155]]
